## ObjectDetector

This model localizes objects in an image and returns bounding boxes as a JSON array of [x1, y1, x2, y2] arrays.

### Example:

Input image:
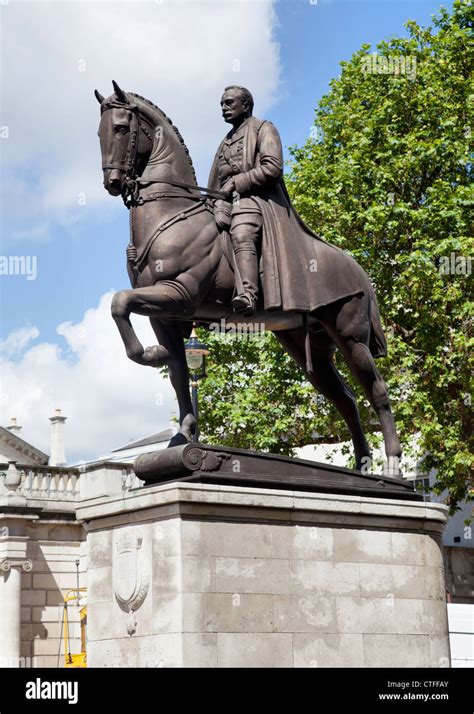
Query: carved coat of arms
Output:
[[113, 528, 149, 636]]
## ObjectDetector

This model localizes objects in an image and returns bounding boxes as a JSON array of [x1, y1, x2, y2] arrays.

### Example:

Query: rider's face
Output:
[[220, 91, 249, 125]]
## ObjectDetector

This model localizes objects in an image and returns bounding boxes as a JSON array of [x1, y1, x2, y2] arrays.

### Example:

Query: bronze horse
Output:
[[95, 81, 402, 477]]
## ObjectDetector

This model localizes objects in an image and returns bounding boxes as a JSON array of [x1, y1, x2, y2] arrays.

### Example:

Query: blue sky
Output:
[[0, 0, 454, 458]]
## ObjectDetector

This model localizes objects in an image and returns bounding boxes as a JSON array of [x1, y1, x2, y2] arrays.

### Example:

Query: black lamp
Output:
[[184, 325, 209, 442]]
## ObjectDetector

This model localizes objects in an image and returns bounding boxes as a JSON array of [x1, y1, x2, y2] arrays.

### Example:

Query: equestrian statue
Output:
[[95, 81, 402, 477]]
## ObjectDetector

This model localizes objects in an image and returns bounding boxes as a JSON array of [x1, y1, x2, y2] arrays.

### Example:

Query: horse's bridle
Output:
[[100, 99, 143, 204]]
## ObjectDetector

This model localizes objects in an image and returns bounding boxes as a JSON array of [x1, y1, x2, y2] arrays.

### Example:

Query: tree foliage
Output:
[[197, 2, 473, 510]]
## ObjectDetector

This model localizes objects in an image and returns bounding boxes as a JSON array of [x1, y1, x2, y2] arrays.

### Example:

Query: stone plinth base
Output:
[[133, 443, 420, 502], [77, 480, 450, 668]]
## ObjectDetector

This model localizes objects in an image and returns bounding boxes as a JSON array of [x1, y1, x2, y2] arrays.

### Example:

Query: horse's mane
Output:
[[129, 92, 197, 184]]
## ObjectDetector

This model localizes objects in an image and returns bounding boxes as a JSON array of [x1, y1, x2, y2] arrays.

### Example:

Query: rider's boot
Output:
[[232, 249, 258, 317]]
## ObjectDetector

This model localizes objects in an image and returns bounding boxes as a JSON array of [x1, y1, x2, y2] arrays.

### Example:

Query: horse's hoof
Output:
[[165, 413, 197, 449], [167, 432, 190, 448], [180, 413, 197, 440], [142, 345, 168, 367]]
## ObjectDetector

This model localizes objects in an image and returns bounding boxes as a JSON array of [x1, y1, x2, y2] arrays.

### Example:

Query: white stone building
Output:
[[0, 414, 161, 667]]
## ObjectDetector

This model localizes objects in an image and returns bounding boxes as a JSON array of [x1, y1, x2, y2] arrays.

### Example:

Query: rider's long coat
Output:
[[208, 116, 387, 357]]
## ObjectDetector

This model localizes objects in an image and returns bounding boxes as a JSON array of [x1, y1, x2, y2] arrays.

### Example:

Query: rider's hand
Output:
[[221, 178, 236, 199], [215, 208, 231, 231], [214, 199, 231, 231]]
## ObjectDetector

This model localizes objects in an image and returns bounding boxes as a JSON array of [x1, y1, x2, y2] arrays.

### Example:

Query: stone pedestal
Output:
[[77, 477, 450, 668]]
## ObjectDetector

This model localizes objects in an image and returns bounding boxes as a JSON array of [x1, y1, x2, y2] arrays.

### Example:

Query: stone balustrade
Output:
[[0, 460, 140, 509], [21, 466, 80, 501]]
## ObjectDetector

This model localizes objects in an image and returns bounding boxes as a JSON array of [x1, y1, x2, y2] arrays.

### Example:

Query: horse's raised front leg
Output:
[[111, 287, 196, 443], [149, 317, 196, 446], [111, 285, 187, 367]]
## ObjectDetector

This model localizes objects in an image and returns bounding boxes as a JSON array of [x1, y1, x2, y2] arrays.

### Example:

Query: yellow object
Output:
[[63, 588, 87, 668], [65, 653, 87, 668]]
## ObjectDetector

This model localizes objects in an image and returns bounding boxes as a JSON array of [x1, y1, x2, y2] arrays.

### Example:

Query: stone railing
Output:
[[0, 460, 141, 509], [0, 462, 81, 509], [21, 466, 81, 501]]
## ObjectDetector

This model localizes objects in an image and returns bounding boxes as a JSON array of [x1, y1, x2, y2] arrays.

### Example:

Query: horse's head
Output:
[[95, 80, 152, 197], [95, 81, 197, 200]]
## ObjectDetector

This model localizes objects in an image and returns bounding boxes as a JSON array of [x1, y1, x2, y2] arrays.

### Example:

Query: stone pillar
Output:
[[0, 510, 38, 668], [0, 556, 33, 666]]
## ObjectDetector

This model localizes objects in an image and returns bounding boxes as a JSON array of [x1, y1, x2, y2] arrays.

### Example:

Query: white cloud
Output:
[[0, 326, 40, 358], [0, 292, 178, 461], [3, 0, 281, 240]]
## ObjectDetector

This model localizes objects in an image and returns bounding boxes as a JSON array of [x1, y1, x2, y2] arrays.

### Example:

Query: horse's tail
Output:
[[368, 281, 388, 358]]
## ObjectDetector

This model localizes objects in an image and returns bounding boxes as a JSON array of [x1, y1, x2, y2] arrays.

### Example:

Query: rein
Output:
[[135, 178, 226, 202], [129, 200, 214, 275]]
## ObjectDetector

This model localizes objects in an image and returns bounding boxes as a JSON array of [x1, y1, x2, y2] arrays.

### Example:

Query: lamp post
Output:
[[184, 325, 209, 443]]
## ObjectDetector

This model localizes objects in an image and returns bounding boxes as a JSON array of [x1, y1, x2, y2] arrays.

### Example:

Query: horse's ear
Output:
[[94, 89, 105, 104], [112, 80, 128, 104]]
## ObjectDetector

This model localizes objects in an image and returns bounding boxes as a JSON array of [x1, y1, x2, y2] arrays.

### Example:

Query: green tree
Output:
[[197, 1, 473, 510]]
